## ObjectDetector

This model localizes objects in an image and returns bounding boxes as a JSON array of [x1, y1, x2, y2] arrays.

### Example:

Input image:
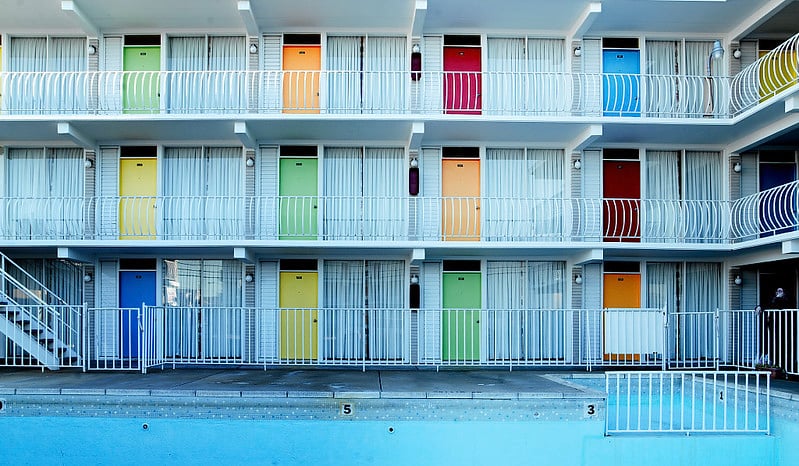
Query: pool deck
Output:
[[1, 367, 797, 399], [0, 367, 601, 399]]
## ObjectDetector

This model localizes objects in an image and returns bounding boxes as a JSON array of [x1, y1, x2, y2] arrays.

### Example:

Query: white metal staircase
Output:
[[0, 253, 81, 370]]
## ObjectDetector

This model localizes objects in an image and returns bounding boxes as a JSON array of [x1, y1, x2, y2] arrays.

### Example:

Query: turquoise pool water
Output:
[[0, 416, 786, 466]]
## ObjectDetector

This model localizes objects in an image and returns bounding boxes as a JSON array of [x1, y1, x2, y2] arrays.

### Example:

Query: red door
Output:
[[603, 160, 640, 242], [444, 47, 481, 114]]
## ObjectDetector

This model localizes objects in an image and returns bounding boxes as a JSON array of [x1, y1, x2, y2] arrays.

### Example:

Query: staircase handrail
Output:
[[0, 253, 71, 307]]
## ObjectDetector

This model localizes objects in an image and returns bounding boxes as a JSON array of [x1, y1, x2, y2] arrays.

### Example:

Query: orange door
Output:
[[283, 45, 320, 113], [603, 273, 642, 361], [442, 159, 480, 240]]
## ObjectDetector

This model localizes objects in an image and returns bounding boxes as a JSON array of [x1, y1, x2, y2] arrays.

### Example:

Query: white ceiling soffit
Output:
[[0, 1, 796, 38]]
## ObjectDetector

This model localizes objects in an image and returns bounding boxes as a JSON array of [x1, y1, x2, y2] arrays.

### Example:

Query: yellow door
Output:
[[759, 50, 798, 102], [279, 271, 318, 360], [283, 45, 320, 114], [442, 159, 480, 240], [119, 158, 157, 239], [603, 273, 642, 361]]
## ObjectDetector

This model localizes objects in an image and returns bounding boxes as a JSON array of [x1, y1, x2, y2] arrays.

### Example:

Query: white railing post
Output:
[[714, 308, 721, 370], [662, 306, 668, 371]]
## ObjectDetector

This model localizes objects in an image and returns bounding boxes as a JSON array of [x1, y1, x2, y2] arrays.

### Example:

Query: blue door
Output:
[[603, 49, 640, 117], [760, 163, 797, 237], [119, 271, 156, 358]]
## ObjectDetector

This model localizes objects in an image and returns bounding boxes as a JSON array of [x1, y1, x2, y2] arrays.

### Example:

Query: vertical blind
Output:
[[162, 259, 243, 359], [484, 148, 564, 240], [485, 38, 565, 115], [327, 36, 406, 113], [323, 147, 405, 239], [167, 36, 246, 112], [323, 260, 404, 360], [7, 37, 87, 112], [162, 147, 243, 239], [486, 261, 565, 360], [5, 148, 83, 238]]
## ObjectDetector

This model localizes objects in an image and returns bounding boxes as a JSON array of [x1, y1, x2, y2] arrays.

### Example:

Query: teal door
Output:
[[442, 272, 481, 361]]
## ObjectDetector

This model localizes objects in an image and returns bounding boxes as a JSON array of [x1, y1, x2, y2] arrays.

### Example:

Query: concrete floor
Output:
[[1, 367, 796, 400], [0, 367, 599, 399]]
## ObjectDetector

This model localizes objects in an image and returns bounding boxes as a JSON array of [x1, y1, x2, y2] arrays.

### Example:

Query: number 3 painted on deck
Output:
[[587, 404, 596, 415]]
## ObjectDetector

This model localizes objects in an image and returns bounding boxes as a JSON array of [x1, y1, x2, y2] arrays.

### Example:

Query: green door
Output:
[[123, 46, 160, 113], [442, 272, 481, 361], [279, 158, 318, 239]]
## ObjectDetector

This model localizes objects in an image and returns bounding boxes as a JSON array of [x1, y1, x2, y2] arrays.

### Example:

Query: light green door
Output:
[[123, 46, 160, 113], [279, 158, 318, 239], [442, 272, 481, 361]]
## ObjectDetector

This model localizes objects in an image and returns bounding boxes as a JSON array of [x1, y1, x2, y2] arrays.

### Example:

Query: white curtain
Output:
[[327, 36, 362, 113], [529, 149, 565, 240], [684, 41, 714, 116], [366, 260, 404, 360], [682, 262, 721, 360], [485, 149, 527, 240], [484, 148, 563, 241], [163, 259, 242, 359], [7, 37, 86, 113], [527, 39, 566, 114], [364, 37, 406, 113], [323, 260, 365, 360], [168, 36, 246, 113], [645, 40, 679, 116], [647, 262, 678, 358], [208, 37, 246, 112], [323, 147, 362, 238], [5, 148, 83, 239], [486, 38, 525, 115], [645, 150, 680, 241], [685, 151, 723, 242], [527, 261, 565, 359], [364, 148, 405, 239], [163, 147, 242, 239], [486, 261, 525, 360], [168, 37, 206, 112]]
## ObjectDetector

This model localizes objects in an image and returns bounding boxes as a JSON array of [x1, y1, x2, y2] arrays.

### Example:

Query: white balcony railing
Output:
[[67, 306, 789, 375], [731, 33, 799, 116], [0, 69, 734, 118], [0, 33, 795, 118], [0, 193, 793, 244]]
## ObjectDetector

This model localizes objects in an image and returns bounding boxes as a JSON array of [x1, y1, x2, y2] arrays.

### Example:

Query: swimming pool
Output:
[[0, 372, 796, 466]]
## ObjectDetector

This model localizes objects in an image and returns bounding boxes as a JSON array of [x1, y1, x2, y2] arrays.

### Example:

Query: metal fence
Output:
[[605, 371, 770, 434]]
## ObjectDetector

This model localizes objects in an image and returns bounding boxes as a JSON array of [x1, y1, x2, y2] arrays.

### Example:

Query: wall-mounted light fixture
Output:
[[249, 43, 258, 54], [88, 44, 97, 56], [244, 273, 254, 283], [573, 159, 582, 170], [83, 273, 92, 283], [574, 274, 583, 285], [573, 47, 582, 57], [411, 44, 422, 81], [410, 274, 419, 285], [733, 49, 742, 59], [84, 159, 93, 169], [246, 157, 255, 167], [734, 275, 742, 286], [409, 156, 420, 196], [733, 162, 741, 173]]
